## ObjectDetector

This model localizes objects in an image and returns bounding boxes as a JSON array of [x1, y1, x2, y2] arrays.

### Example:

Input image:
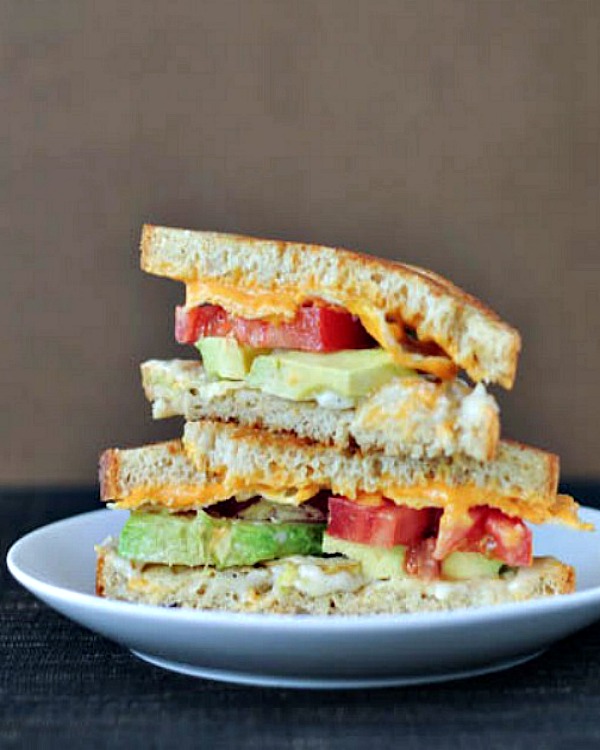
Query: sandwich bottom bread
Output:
[[96, 423, 583, 615], [96, 542, 573, 614]]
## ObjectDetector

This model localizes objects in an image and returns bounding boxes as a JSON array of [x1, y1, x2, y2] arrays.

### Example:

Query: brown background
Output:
[[2, 1, 599, 484]]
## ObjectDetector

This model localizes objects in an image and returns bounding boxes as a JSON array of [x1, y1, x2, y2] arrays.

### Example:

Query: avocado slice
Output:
[[322, 533, 408, 579], [323, 534, 507, 581], [118, 510, 324, 569], [247, 348, 415, 401], [441, 551, 504, 580], [197, 337, 266, 380]]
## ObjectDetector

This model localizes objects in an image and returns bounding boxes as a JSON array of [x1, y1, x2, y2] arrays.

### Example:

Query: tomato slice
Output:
[[434, 506, 532, 566], [175, 305, 228, 344], [468, 507, 532, 566], [327, 496, 532, 570], [327, 496, 438, 548], [405, 538, 441, 581], [175, 303, 375, 352]]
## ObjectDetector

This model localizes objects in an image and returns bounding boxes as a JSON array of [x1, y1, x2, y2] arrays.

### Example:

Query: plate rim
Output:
[[7, 506, 600, 632]]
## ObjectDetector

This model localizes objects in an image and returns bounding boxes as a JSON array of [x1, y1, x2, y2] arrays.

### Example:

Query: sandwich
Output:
[[138, 225, 519, 462], [96, 421, 581, 614], [96, 225, 586, 614]]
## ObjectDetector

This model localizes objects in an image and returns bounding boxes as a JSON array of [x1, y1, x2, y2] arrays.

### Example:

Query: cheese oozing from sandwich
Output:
[[185, 279, 457, 379], [110, 474, 587, 532]]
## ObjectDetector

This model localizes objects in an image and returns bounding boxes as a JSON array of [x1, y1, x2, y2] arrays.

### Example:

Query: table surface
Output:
[[3, 484, 600, 750]]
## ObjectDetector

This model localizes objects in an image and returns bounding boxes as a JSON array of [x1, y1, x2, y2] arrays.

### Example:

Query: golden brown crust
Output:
[[140, 225, 521, 388], [499, 438, 560, 497], [95, 552, 105, 597], [141, 225, 497, 317], [98, 449, 120, 502], [559, 562, 576, 595], [98, 440, 185, 502], [186, 419, 560, 500]]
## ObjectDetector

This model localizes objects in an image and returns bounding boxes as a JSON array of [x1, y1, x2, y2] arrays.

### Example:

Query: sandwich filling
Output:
[[118, 499, 326, 569], [170, 296, 502, 462], [182, 280, 459, 378], [114, 492, 534, 583], [176, 299, 457, 388]]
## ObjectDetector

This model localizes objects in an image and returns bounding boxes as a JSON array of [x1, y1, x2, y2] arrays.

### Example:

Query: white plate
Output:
[[7, 507, 600, 689]]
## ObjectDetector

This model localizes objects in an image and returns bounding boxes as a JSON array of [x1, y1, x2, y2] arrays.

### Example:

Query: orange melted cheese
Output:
[[186, 280, 302, 321], [350, 486, 588, 529], [111, 476, 588, 530], [112, 481, 321, 511], [111, 483, 231, 510], [185, 279, 457, 379], [345, 300, 458, 380]]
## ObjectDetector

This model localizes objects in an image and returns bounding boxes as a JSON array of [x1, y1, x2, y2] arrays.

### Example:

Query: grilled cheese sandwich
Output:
[[96, 224, 583, 616]]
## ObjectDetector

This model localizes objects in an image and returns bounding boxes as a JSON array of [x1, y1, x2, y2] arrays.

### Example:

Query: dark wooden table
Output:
[[2, 485, 600, 749]]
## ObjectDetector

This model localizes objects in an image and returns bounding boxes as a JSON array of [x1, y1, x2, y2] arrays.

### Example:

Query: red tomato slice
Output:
[[405, 538, 441, 581], [434, 506, 532, 567], [433, 511, 477, 562], [175, 303, 374, 352], [327, 496, 438, 548], [327, 496, 532, 570], [175, 305, 229, 344], [470, 507, 532, 566]]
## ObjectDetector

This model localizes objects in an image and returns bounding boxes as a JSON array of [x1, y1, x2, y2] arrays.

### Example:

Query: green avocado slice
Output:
[[323, 534, 408, 579], [323, 534, 507, 581], [197, 337, 267, 380], [441, 551, 504, 580], [118, 510, 325, 569], [247, 348, 415, 400]]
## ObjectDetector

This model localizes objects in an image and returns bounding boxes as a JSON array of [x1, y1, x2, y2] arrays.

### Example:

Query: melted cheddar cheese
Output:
[[111, 476, 588, 530], [353, 487, 588, 529], [111, 483, 231, 510], [345, 301, 458, 380], [185, 279, 457, 379], [186, 280, 302, 321], [111, 480, 321, 512]]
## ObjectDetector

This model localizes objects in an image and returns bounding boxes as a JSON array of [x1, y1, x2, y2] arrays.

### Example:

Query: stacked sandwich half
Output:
[[96, 225, 587, 614]]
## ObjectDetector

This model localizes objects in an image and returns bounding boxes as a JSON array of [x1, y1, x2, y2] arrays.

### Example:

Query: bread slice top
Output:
[[99, 439, 209, 505], [182, 421, 585, 528], [99, 424, 585, 529], [140, 225, 521, 388]]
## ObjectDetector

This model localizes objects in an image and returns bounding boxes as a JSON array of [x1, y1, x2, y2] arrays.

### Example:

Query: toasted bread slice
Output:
[[100, 438, 205, 499], [141, 359, 500, 462], [182, 421, 585, 528], [99, 439, 324, 511], [140, 225, 521, 388], [96, 541, 575, 614], [99, 425, 584, 528]]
